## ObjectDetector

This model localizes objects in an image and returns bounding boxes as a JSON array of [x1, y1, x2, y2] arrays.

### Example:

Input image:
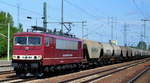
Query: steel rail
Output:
[[0, 70, 14, 75], [0, 75, 36, 83], [127, 65, 150, 83], [81, 61, 146, 83], [10, 78, 37, 83], [58, 58, 149, 83], [0, 77, 19, 83]]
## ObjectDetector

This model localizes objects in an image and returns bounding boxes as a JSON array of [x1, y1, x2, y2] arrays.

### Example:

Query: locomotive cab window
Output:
[[28, 37, 41, 46], [15, 37, 27, 46], [14, 36, 41, 46], [45, 37, 49, 46]]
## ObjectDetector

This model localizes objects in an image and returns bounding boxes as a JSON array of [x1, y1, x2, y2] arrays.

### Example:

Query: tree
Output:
[[0, 11, 13, 26], [137, 41, 147, 50], [0, 11, 22, 57]]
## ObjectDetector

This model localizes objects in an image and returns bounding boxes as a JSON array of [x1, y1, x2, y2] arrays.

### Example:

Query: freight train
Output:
[[12, 26, 150, 77]]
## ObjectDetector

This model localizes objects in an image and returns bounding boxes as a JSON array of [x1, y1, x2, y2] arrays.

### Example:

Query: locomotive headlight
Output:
[[34, 56, 37, 59], [17, 56, 20, 59], [12, 55, 17, 59], [12, 55, 42, 60], [35, 55, 42, 60], [33, 55, 42, 60]]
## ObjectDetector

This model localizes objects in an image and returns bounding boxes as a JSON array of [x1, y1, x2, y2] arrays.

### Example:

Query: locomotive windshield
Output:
[[14, 36, 41, 46], [15, 37, 27, 45], [28, 37, 41, 46]]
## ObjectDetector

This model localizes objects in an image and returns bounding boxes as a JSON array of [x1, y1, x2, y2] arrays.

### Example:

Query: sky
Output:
[[0, 0, 150, 46]]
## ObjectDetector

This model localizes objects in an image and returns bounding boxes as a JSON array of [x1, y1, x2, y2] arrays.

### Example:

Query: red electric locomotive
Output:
[[12, 26, 150, 77], [12, 26, 83, 77]]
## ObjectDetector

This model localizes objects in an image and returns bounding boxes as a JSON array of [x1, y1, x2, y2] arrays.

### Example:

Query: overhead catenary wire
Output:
[[85, 0, 105, 18], [138, 0, 150, 18], [0, 0, 42, 16], [64, 0, 99, 19], [132, 0, 146, 18]]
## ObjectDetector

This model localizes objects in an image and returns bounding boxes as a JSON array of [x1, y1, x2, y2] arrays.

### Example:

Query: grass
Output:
[[0, 56, 12, 60]]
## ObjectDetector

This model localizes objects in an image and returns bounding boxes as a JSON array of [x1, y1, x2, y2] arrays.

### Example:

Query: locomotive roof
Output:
[[14, 32, 82, 42]]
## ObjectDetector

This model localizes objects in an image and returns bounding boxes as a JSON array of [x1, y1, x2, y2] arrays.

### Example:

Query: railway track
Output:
[[0, 65, 11, 67], [56, 58, 150, 83], [0, 77, 37, 83], [0, 65, 13, 75], [0, 58, 149, 83], [0, 66, 40, 83], [128, 65, 150, 83], [0, 71, 37, 83], [0, 70, 14, 75]]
